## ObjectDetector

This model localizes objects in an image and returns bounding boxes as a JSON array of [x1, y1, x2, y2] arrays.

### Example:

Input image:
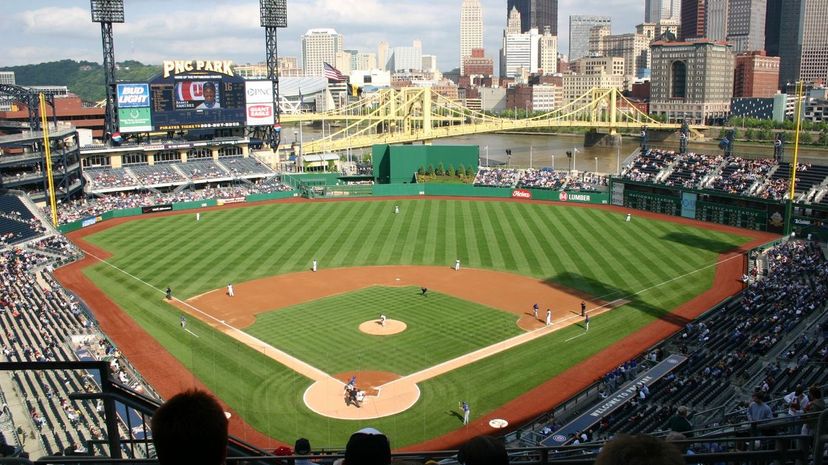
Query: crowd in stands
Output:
[[621, 149, 678, 183], [125, 165, 185, 186], [83, 168, 137, 190], [48, 180, 294, 225], [474, 167, 609, 191], [663, 153, 723, 189], [711, 157, 775, 195]]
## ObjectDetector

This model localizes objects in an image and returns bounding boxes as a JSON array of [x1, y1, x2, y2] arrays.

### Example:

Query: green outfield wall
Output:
[[373, 145, 479, 184]]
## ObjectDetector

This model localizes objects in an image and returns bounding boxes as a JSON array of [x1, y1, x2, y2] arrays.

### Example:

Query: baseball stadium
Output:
[[1, 2, 828, 465]]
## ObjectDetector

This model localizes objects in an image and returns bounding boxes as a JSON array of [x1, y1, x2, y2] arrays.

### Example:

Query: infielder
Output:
[[379, 314, 386, 327], [585, 313, 590, 331], [533, 303, 539, 320], [180, 315, 186, 329], [312, 259, 318, 272], [227, 283, 234, 297], [546, 309, 552, 326], [454, 259, 461, 271]]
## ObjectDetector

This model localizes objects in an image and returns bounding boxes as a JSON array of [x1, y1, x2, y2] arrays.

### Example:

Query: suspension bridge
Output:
[[278, 87, 700, 155]]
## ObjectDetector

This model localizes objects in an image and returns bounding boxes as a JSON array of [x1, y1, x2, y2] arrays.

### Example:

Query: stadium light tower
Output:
[[90, 0, 124, 143], [260, 0, 287, 150]]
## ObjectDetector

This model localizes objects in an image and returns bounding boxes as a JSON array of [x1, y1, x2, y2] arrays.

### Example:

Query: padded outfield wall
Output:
[[372, 144, 479, 184]]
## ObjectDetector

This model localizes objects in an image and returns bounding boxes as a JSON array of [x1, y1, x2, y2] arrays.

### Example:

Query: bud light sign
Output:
[[117, 84, 150, 108]]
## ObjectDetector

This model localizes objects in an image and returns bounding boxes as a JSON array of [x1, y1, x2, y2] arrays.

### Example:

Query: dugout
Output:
[[372, 144, 479, 184]]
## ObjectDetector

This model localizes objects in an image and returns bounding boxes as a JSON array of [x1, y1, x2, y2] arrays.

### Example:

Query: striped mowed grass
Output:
[[82, 199, 751, 447]]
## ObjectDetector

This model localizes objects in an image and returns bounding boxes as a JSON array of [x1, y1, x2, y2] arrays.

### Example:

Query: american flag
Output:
[[323, 62, 346, 82]]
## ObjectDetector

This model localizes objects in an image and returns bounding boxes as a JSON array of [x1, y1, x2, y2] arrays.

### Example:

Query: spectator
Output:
[[594, 434, 684, 465], [294, 438, 319, 465], [337, 427, 390, 465], [457, 435, 509, 465], [666, 406, 693, 436], [747, 391, 773, 423], [151, 389, 228, 465]]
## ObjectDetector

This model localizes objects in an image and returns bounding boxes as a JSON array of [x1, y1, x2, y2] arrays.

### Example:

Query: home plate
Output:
[[489, 419, 508, 429]]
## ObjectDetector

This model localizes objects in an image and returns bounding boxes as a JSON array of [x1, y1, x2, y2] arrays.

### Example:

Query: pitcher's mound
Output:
[[359, 319, 406, 335]]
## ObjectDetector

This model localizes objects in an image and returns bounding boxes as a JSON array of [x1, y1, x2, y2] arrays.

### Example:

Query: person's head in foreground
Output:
[[344, 427, 391, 465], [151, 389, 228, 465], [457, 435, 508, 465], [594, 434, 684, 465]]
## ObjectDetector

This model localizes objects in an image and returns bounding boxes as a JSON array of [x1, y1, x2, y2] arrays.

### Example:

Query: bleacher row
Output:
[[0, 196, 46, 247], [622, 149, 828, 203], [0, 234, 156, 458], [530, 240, 828, 449], [473, 168, 609, 191], [84, 156, 275, 191]]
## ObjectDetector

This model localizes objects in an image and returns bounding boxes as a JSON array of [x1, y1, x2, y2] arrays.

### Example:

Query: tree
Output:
[[447, 164, 456, 177], [426, 164, 434, 175], [418, 165, 426, 175], [466, 166, 475, 177], [744, 128, 755, 141], [800, 132, 814, 145], [457, 163, 466, 177], [436, 162, 445, 176]]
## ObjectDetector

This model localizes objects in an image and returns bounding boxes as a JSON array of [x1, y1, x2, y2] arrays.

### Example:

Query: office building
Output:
[[602, 32, 652, 78], [507, 0, 558, 35], [650, 39, 734, 123], [778, 0, 828, 88], [569, 15, 611, 62], [680, 0, 705, 39], [726, 0, 767, 53], [503, 28, 540, 77], [463, 49, 494, 77], [645, 0, 681, 23], [0, 72, 14, 85], [705, 0, 728, 41], [391, 46, 423, 72], [422, 55, 438, 73], [460, 0, 484, 75], [733, 51, 781, 97], [539, 27, 558, 75], [764, 0, 782, 56], [302, 29, 343, 77], [378, 41, 390, 71]]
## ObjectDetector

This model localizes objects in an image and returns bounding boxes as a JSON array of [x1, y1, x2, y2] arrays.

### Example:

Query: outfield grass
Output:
[[245, 286, 523, 375], [81, 199, 752, 447]]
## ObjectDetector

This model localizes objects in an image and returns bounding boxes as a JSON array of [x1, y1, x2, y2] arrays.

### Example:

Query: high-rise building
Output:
[[507, 6, 522, 34], [705, 0, 729, 41], [391, 46, 423, 72], [460, 0, 484, 75], [602, 32, 652, 78], [302, 29, 343, 77], [645, 0, 681, 23], [539, 27, 558, 75], [569, 15, 611, 62], [650, 39, 735, 123], [764, 0, 782, 56], [422, 55, 438, 73], [378, 41, 390, 71], [726, 0, 767, 53], [778, 0, 828, 88], [588, 25, 611, 57], [503, 28, 540, 78], [734, 51, 781, 97], [680, 0, 706, 40], [0, 71, 14, 85], [507, 0, 558, 35]]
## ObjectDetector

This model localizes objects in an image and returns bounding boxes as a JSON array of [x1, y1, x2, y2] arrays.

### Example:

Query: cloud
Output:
[[19, 7, 98, 40]]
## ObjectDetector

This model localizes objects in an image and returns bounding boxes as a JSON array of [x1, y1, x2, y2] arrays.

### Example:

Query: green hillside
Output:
[[0, 59, 160, 102]]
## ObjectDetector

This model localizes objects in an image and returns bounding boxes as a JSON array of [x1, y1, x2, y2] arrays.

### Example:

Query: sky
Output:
[[0, 0, 643, 72]]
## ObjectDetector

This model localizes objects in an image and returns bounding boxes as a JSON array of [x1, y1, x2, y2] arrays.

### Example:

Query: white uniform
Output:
[[196, 212, 200, 221], [312, 259, 318, 272], [394, 205, 400, 214], [380, 314, 386, 327], [546, 309, 552, 326], [227, 284, 234, 297], [454, 259, 461, 271], [625, 213, 631, 222]]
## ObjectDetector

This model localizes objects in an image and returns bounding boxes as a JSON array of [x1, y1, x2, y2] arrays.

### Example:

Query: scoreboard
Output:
[[117, 60, 274, 133]]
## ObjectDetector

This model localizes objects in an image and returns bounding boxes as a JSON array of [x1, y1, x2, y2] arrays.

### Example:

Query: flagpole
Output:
[[298, 87, 304, 173]]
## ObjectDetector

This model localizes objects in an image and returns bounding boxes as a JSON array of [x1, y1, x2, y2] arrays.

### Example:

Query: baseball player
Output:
[[227, 283, 234, 297], [533, 303, 539, 320], [394, 205, 400, 214], [585, 313, 590, 331], [454, 259, 461, 271], [165, 287, 172, 300], [580, 301, 586, 317], [626, 213, 632, 222], [379, 314, 386, 327], [546, 309, 552, 326], [196, 212, 200, 221], [180, 315, 186, 329], [461, 401, 470, 425], [312, 259, 318, 272]]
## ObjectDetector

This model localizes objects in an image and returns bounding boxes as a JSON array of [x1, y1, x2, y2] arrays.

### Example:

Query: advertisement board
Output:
[[117, 84, 153, 132], [680, 192, 697, 219], [245, 80, 275, 126]]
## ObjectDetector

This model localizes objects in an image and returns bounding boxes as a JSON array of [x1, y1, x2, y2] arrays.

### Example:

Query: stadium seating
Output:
[[83, 168, 138, 191], [174, 160, 229, 182], [0, 195, 47, 246], [662, 152, 723, 190], [126, 165, 186, 187], [219, 156, 275, 177]]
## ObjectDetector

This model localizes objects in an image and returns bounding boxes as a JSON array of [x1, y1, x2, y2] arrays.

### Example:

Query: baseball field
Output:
[[55, 197, 774, 449]]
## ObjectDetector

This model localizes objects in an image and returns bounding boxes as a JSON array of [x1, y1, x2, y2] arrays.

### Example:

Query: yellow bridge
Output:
[[279, 87, 699, 155]]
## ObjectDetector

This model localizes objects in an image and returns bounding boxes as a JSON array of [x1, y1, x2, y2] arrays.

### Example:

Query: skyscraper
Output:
[[539, 26, 558, 74], [778, 0, 828, 87], [764, 0, 782, 56], [569, 15, 611, 62], [506, 0, 558, 35], [726, 0, 767, 53], [460, 0, 483, 75], [680, 0, 706, 40], [645, 0, 681, 23], [705, 0, 729, 41], [302, 29, 343, 77]]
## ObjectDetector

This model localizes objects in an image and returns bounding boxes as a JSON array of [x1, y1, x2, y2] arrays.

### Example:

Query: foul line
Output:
[[80, 248, 337, 384]]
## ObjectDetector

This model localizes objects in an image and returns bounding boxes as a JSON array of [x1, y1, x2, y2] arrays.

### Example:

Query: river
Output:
[[287, 124, 828, 175]]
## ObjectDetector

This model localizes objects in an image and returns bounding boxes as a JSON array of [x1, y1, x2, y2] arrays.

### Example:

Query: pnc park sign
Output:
[[163, 60, 235, 78]]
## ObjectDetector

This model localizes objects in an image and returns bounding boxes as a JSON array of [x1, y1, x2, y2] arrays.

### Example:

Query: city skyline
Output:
[[0, 0, 644, 72]]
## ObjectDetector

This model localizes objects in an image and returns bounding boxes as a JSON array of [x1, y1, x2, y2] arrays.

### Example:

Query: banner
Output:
[[680, 192, 697, 219], [141, 204, 173, 214], [117, 84, 153, 132], [611, 182, 625, 206], [512, 189, 532, 199], [245, 81, 275, 126], [118, 108, 153, 133], [558, 191, 602, 203]]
